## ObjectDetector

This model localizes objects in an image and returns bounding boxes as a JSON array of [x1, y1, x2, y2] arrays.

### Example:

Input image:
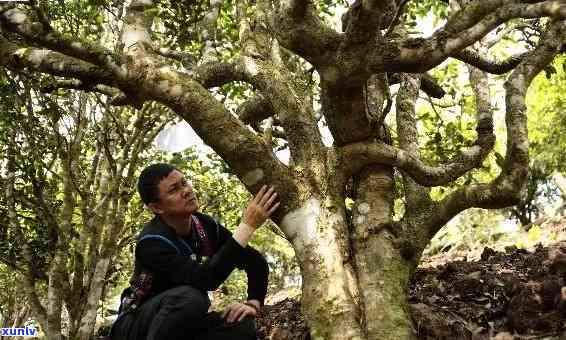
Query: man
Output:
[[110, 163, 279, 340]]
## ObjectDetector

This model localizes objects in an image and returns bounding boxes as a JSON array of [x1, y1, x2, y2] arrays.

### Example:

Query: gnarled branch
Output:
[[192, 61, 248, 88], [0, 6, 122, 74], [339, 136, 493, 187], [272, 0, 340, 67], [452, 49, 528, 74], [395, 74, 433, 213], [237, 94, 275, 125], [0, 37, 118, 88], [426, 18, 566, 238], [382, 1, 566, 73]]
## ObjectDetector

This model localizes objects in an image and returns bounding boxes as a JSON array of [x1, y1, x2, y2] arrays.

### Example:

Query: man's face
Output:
[[149, 170, 199, 218]]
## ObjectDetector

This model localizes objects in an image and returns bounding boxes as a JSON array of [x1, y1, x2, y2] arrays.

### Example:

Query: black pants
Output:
[[110, 286, 257, 340]]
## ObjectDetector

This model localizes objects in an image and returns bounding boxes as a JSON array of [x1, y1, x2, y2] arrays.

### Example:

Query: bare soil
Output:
[[257, 243, 566, 339]]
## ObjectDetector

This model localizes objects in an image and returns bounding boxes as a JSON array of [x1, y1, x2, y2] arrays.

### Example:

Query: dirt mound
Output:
[[257, 243, 566, 339], [257, 298, 310, 340]]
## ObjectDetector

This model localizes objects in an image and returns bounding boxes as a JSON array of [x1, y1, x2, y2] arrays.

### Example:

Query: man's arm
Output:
[[136, 235, 248, 292], [216, 186, 277, 323], [138, 185, 277, 292], [217, 224, 269, 306]]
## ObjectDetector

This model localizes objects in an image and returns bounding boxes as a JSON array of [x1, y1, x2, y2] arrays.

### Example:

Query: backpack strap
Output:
[[191, 215, 214, 257], [138, 234, 181, 254]]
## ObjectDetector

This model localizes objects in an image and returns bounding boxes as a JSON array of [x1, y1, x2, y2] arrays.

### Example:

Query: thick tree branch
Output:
[[0, 6, 122, 74], [200, 0, 223, 63], [241, 58, 324, 166], [341, 0, 392, 46], [235, 5, 324, 166], [380, 0, 566, 73], [192, 61, 247, 88], [426, 19, 566, 237], [272, 0, 340, 67], [236, 95, 275, 125], [134, 60, 297, 217], [395, 74, 433, 212], [0, 37, 118, 88], [339, 136, 493, 187], [452, 49, 528, 74], [341, 50, 497, 186]]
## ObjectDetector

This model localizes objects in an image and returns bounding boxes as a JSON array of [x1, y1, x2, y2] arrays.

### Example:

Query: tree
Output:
[[0, 70, 168, 339], [0, 264, 33, 337], [1, 0, 566, 339], [524, 56, 566, 218]]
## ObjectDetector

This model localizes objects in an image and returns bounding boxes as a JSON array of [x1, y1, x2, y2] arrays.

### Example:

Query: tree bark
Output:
[[351, 166, 416, 340], [281, 198, 366, 340], [2, 1, 566, 339], [76, 257, 110, 340]]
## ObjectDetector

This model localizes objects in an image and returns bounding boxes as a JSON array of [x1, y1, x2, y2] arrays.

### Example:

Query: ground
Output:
[[256, 242, 566, 339]]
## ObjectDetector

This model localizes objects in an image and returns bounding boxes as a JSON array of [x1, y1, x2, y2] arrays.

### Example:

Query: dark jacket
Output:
[[132, 212, 269, 305]]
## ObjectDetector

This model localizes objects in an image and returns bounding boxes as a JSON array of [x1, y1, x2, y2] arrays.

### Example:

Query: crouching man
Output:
[[110, 163, 279, 339]]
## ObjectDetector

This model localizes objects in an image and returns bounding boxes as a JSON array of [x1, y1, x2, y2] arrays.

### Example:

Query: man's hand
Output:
[[233, 185, 279, 247], [221, 301, 260, 323], [242, 185, 279, 229]]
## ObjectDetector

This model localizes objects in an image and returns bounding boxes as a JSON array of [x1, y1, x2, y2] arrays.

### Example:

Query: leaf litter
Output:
[[256, 243, 566, 339]]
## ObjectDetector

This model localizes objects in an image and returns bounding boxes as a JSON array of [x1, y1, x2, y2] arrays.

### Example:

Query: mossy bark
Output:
[[285, 193, 417, 340]]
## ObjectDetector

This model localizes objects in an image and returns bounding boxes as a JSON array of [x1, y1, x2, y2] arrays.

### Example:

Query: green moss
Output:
[[143, 8, 159, 18]]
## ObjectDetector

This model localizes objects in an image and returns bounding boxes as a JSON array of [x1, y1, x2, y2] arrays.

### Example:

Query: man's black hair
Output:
[[137, 163, 178, 204]]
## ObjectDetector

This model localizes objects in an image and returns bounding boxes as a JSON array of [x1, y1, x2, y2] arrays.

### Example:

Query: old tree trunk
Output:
[[2, 0, 566, 339]]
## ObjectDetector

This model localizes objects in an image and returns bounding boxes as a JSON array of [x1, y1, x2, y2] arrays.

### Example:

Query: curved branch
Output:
[[426, 19, 566, 238], [192, 61, 248, 88], [234, 4, 324, 165], [0, 7, 122, 74], [40, 79, 125, 98], [384, 0, 566, 73], [0, 37, 117, 87], [452, 49, 528, 74], [395, 74, 433, 212], [236, 95, 275, 125], [341, 0, 392, 47], [131, 59, 298, 215], [339, 137, 493, 187], [153, 46, 197, 67], [342, 55, 497, 187], [239, 57, 324, 166], [272, 0, 341, 68]]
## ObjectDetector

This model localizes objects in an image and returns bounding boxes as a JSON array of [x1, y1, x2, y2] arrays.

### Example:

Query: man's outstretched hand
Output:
[[242, 185, 279, 229]]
